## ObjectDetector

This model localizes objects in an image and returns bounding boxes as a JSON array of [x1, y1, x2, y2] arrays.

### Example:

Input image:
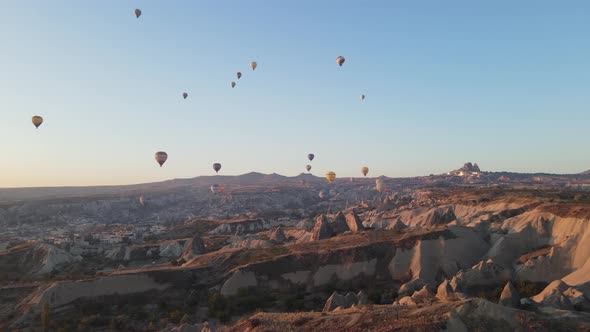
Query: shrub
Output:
[[368, 290, 382, 304], [514, 280, 548, 298]]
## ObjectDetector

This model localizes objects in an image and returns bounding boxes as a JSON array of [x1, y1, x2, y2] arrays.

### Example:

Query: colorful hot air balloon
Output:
[[361, 167, 369, 177], [219, 184, 225, 193], [306, 165, 312, 172], [236, 72, 242, 79], [361, 94, 365, 101], [210, 184, 221, 194], [182, 92, 188, 99], [134, 9, 142, 18], [336, 56, 345, 67], [32, 116, 43, 129], [308, 153, 315, 161], [250, 61, 257, 71], [213, 163, 222, 173], [376, 178, 384, 192], [155, 151, 168, 167], [325, 171, 336, 183], [231, 81, 236, 88]]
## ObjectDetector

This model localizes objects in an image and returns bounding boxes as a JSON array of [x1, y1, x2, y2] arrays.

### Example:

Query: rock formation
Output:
[[181, 235, 205, 261], [322, 291, 366, 312], [268, 227, 286, 242], [345, 211, 364, 232], [499, 282, 520, 308]]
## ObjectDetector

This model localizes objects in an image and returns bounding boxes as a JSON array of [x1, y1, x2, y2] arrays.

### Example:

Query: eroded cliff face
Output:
[[8, 190, 590, 331]]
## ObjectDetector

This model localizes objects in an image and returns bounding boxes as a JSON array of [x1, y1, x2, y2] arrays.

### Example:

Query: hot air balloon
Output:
[[231, 81, 236, 88], [134, 9, 142, 18], [32, 116, 43, 129], [139, 195, 145, 207], [325, 171, 336, 183], [219, 184, 225, 193], [213, 163, 222, 173], [319, 190, 327, 199], [361, 94, 365, 101], [376, 178, 384, 192], [182, 92, 188, 99], [308, 154, 315, 161], [210, 184, 221, 194], [361, 167, 369, 177], [306, 165, 312, 172], [250, 61, 257, 71], [336, 56, 345, 67], [236, 72, 242, 79], [155, 151, 168, 167]]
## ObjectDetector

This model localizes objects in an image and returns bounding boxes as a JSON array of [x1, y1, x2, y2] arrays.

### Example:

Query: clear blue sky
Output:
[[1, 1, 590, 187]]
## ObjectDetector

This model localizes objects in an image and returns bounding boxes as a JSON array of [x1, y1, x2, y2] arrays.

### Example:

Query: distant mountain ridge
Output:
[[1, 163, 589, 203]]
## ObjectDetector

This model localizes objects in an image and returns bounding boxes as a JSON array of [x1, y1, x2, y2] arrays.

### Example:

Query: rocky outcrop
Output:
[[322, 291, 366, 312], [0, 242, 81, 277], [345, 211, 364, 233], [394, 296, 416, 307], [310, 212, 365, 241], [357, 290, 367, 304], [268, 227, 286, 242], [296, 218, 315, 231], [564, 287, 590, 311], [181, 235, 205, 261], [399, 279, 426, 296], [30, 274, 171, 309], [454, 259, 508, 289], [159, 241, 185, 258], [387, 219, 408, 230], [311, 215, 332, 240], [449, 298, 527, 331], [531, 280, 573, 309], [531, 280, 590, 311], [330, 212, 350, 235], [436, 279, 454, 301], [209, 219, 270, 235], [397, 205, 456, 227], [313, 259, 377, 286], [389, 226, 490, 288], [36, 244, 82, 274], [499, 282, 519, 308], [411, 285, 433, 303], [462, 162, 480, 173], [220, 270, 258, 296], [224, 237, 272, 250]]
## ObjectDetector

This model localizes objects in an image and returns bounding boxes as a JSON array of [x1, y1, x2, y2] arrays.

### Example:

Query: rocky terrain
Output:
[[3, 165, 590, 331]]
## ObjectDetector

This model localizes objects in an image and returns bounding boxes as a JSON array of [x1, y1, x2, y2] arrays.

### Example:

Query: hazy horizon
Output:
[[2, 1, 590, 187]]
